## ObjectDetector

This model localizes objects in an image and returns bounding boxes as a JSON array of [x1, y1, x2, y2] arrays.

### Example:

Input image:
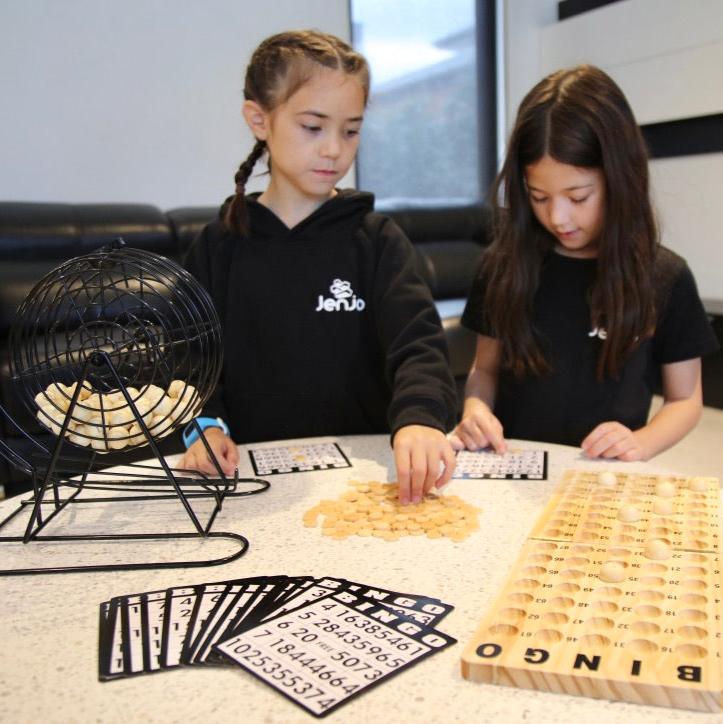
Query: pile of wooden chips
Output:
[[303, 481, 481, 542]]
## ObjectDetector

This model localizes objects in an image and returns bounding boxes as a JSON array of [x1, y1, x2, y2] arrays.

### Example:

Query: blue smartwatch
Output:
[[182, 416, 229, 449]]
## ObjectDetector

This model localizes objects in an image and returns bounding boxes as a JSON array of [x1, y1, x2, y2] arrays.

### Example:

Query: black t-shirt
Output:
[[461, 247, 719, 446]]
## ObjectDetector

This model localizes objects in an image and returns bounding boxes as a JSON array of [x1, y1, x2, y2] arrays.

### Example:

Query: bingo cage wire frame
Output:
[[0, 239, 269, 575]]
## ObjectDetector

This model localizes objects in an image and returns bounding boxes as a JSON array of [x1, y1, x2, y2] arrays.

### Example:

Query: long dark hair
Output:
[[482, 64, 658, 380], [224, 30, 370, 235]]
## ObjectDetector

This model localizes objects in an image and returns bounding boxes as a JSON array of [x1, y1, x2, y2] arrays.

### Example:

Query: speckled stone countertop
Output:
[[0, 435, 719, 723]]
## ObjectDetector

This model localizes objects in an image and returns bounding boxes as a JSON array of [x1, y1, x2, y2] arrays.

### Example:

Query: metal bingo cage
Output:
[[0, 240, 268, 575]]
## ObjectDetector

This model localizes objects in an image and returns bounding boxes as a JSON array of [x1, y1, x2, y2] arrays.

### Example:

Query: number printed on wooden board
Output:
[[461, 470, 723, 712]]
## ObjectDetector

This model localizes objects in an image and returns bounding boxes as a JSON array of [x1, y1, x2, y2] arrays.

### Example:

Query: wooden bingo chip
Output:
[[461, 470, 723, 711], [303, 481, 481, 542]]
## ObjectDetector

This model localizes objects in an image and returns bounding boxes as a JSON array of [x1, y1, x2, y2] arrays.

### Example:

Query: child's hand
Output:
[[393, 424, 456, 505], [581, 422, 648, 462], [448, 398, 507, 454], [178, 427, 239, 477]]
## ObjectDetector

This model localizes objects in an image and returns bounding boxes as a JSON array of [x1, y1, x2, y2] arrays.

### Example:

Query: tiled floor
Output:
[[648, 398, 723, 482]]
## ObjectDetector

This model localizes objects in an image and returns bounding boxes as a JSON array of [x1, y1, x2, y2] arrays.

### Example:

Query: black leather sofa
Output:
[[0, 201, 488, 496]]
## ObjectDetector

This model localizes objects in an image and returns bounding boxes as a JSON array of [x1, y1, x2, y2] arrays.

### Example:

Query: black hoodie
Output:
[[184, 189, 457, 444]]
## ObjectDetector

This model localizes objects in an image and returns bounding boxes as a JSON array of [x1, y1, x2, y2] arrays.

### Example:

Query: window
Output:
[[351, 0, 496, 209]]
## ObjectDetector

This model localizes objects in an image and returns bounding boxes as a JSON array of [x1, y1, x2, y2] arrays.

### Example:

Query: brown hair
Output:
[[224, 30, 370, 235], [481, 64, 658, 380]]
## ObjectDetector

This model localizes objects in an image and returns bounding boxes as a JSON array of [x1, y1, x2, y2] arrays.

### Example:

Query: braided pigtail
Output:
[[224, 140, 266, 235]]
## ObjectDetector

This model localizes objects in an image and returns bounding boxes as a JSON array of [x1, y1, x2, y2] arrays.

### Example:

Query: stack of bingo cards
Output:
[[461, 471, 723, 712], [99, 574, 456, 717]]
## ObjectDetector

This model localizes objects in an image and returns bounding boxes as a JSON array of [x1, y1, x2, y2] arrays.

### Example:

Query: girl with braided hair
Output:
[[182, 30, 457, 504]]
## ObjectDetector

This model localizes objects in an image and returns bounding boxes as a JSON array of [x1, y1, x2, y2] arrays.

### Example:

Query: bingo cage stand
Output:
[[0, 240, 269, 575]]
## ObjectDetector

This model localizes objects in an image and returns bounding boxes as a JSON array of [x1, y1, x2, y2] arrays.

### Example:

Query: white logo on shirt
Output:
[[315, 278, 366, 312], [588, 326, 608, 340]]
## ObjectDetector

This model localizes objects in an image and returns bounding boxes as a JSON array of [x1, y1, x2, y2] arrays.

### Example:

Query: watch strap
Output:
[[182, 416, 229, 449]]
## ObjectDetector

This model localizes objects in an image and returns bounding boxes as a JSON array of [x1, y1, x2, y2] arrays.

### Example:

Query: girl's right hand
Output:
[[449, 398, 507, 454], [178, 427, 239, 477]]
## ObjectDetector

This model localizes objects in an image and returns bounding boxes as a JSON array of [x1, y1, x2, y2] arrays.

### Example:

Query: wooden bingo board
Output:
[[461, 470, 723, 712], [249, 442, 351, 476]]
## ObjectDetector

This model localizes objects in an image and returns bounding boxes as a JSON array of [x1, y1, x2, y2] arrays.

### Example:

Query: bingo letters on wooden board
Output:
[[461, 470, 723, 712]]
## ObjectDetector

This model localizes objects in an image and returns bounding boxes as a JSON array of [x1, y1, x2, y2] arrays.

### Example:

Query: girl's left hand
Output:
[[393, 424, 456, 505], [581, 421, 649, 462]]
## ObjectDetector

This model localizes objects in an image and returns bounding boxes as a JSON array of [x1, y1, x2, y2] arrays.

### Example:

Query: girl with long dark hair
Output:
[[452, 65, 717, 461]]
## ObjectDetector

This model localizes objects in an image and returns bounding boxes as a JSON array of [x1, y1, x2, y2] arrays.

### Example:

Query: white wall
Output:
[[500, 0, 558, 137], [538, 0, 723, 125], [503, 0, 723, 305], [0, 0, 351, 209]]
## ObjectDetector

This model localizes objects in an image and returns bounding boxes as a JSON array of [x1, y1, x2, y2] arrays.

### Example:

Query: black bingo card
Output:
[[293, 577, 454, 628], [453, 448, 547, 480], [215, 590, 456, 717], [248, 442, 352, 476], [99, 575, 457, 716]]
